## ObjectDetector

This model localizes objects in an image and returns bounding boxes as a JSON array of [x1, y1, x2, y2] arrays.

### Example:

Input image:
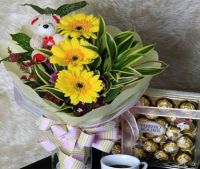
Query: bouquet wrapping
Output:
[[0, 1, 167, 168]]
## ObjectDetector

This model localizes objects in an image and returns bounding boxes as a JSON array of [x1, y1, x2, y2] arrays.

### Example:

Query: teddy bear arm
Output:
[[30, 37, 43, 49]]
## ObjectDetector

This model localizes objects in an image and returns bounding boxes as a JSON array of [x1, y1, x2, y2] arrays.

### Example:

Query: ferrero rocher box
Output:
[[122, 88, 200, 169]]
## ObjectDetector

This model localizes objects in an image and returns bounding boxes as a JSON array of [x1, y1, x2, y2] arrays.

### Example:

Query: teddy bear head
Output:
[[31, 14, 60, 37]]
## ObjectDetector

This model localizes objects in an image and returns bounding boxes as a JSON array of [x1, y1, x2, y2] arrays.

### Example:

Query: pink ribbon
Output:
[[121, 111, 139, 155], [37, 116, 118, 169]]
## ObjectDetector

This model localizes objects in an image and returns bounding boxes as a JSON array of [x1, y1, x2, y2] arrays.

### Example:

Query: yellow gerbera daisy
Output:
[[50, 38, 98, 68], [57, 13, 99, 39], [55, 68, 103, 105]]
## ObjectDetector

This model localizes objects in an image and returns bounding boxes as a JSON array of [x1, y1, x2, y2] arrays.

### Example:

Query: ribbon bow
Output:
[[37, 116, 118, 169]]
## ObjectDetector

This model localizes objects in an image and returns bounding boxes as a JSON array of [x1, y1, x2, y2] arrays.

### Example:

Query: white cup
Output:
[[101, 154, 148, 169]]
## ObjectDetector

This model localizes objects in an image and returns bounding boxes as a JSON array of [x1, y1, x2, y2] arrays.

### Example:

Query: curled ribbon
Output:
[[37, 116, 118, 169]]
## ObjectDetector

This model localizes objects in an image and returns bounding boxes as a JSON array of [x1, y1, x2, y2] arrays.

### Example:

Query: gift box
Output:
[[122, 88, 200, 169]]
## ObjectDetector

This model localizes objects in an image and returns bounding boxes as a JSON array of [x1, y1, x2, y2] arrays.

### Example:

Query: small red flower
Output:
[[9, 53, 21, 62], [33, 53, 47, 63], [20, 75, 28, 80], [20, 63, 27, 70]]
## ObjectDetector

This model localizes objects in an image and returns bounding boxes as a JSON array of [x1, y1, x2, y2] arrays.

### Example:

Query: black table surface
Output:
[[21, 157, 161, 169], [21, 149, 199, 169]]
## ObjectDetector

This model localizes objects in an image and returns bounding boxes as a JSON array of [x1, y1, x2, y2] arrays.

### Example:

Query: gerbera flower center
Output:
[[75, 82, 84, 89], [70, 20, 92, 33], [72, 55, 79, 61], [75, 26, 83, 31], [65, 49, 85, 64]]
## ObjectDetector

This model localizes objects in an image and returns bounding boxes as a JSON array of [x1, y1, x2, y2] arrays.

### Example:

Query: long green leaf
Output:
[[102, 79, 112, 96], [134, 61, 168, 76], [82, 45, 99, 53], [36, 85, 65, 100], [58, 104, 72, 113], [104, 88, 121, 103], [56, 1, 87, 17], [52, 64, 64, 71], [98, 16, 106, 39], [135, 67, 165, 75], [38, 48, 52, 56], [23, 4, 56, 14], [105, 32, 117, 62], [44, 88, 64, 100], [118, 35, 135, 54], [114, 45, 154, 69], [112, 77, 143, 88], [103, 55, 112, 72], [89, 56, 102, 70], [114, 31, 134, 45], [34, 65, 51, 85]]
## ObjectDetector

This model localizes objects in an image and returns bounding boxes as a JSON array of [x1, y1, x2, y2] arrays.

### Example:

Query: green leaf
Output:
[[20, 52, 32, 61], [38, 48, 52, 56], [102, 79, 112, 96], [56, 1, 87, 17], [34, 65, 51, 85], [23, 4, 56, 14], [88, 56, 102, 70], [112, 77, 143, 88], [98, 16, 106, 39], [103, 55, 112, 72], [110, 69, 142, 77], [116, 48, 132, 61], [118, 35, 135, 54], [52, 64, 64, 71], [96, 16, 106, 53], [104, 88, 121, 103], [38, 86, 65, 100], [24, 80, 41, 89], [58, 104, 72, 113], [135, 61, 168, 76], [82, 45, 99, 53], [11, 33, 33, 52], [114, 31, 134, 45], [135, 67, 165, 75], [105, 32, 117, 62], [114, 44, 154, 69]]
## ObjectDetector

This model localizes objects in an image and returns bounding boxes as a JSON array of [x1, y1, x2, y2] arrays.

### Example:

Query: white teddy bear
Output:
[[30, 14, 63, 62]]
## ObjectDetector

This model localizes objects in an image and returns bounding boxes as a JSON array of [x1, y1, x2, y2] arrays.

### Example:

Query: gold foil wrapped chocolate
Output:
[[163, 142, 179, 154], [154, 150, 169, 161], [112, 144, 121, 154], [153, 135, 167, 144], [166, 127, 181, 141], [143, 133, 157, 139], [165, 117, 177, 125], [177, 136, 193, 149], [176, 153, 192, 165], [137, 117, 148, 124], [145, 115, 158, 120], [143, 140, 158, 153], [155, 118, 169, 128], [179, 101, 197, 110], [156, 98, 174, 108], [176, 121, 196, 134], [133, 147, 147, 159], [139, 95, 152, 106]]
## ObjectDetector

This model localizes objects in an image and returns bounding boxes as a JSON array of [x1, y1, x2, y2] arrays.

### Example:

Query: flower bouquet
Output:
[[0, 1, 167, 168]]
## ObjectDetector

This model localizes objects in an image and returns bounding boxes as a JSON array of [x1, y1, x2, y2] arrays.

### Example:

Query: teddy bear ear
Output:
[[52, 15, 60, 23], [31, 17, 39, 25]]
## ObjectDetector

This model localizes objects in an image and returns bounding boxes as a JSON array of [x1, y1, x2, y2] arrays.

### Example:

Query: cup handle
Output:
[[140, 162, 148, 169]]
